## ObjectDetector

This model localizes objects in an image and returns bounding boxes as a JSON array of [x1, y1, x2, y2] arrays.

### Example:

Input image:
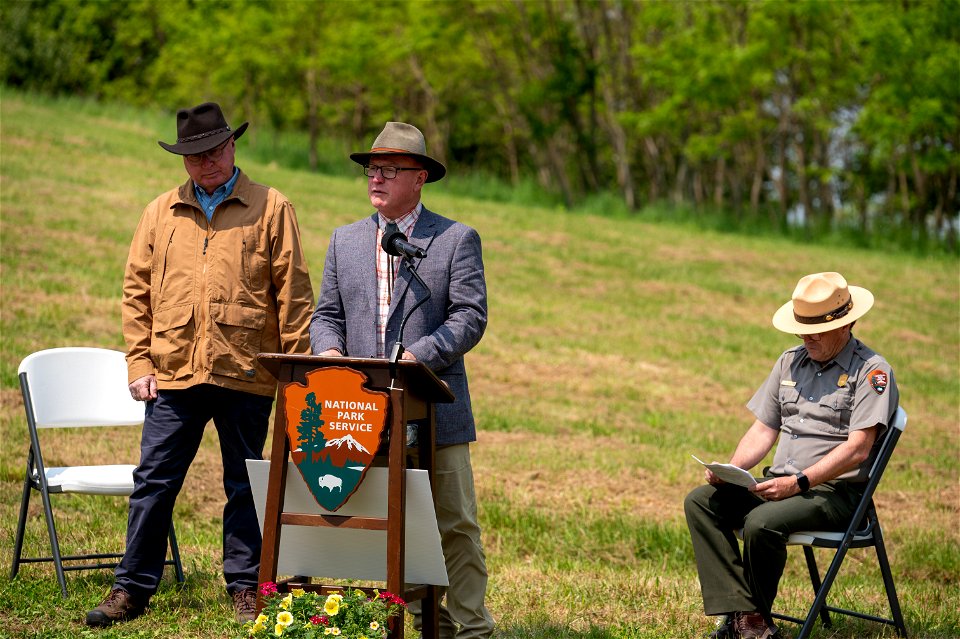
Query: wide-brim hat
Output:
[[158, 102, 248, 155], [350, 121, 446, 183], [772, 272, 874, 334]]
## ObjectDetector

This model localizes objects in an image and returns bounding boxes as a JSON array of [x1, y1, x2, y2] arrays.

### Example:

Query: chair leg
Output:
[[797, 541, 854, 639], [37, 485, 69, 598], [10, 474, 32, 579], [873, 528, 908, 637], [168, 521, 185, 584], [802, 546, 832, 629]]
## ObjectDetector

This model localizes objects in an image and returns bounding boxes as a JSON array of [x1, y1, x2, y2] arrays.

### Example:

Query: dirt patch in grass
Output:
[[474, 431, 688, 521], [890, 328, 936, 345]]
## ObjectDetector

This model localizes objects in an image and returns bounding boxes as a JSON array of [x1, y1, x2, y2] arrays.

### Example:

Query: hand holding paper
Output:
[[692, 455, 758, 488]]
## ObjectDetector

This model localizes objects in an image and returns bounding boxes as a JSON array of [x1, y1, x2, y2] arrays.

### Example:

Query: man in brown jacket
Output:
[[86, 103, 314, 627]]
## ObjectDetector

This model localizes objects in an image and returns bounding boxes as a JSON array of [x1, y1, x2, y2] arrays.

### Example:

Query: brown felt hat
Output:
[[772, 272, 874, 334], [158, 102, 248, 155], [350, 121, 446, 182]]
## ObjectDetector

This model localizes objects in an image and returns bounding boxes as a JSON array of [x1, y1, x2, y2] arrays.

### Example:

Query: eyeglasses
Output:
[[363, 165, 423, 179], [796, 333, 822, 341], [185, 140, 231, 166]]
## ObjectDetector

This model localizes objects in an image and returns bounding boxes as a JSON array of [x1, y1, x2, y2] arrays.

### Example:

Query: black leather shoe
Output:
[[708, 614, 736, 638]]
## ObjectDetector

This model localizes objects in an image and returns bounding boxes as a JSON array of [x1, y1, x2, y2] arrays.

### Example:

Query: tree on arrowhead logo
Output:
[[283, 367, 388, 511]]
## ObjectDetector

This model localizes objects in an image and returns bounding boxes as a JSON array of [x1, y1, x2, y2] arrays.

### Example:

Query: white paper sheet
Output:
[[691, 455, 758, 488], [247, 460, 448, 586]]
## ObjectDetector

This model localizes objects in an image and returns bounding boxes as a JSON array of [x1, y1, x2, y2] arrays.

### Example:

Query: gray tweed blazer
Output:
[[309, 207, 488, 446]]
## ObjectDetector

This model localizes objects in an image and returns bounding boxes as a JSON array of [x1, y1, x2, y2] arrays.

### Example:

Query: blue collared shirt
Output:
[[194, 167, 240, 221]]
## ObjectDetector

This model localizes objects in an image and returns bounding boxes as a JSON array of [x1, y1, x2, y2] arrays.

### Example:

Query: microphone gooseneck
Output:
[[381, 230, 432, 366]]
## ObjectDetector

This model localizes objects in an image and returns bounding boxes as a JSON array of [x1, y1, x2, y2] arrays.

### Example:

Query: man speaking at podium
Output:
[[309, 122, 495, 638]]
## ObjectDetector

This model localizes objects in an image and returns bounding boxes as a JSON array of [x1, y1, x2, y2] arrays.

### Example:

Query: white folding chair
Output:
[[10, 347, 185, 598], [748, 406, 909, 638]]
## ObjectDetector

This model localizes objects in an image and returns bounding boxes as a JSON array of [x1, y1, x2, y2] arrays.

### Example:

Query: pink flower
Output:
[[379, 591, 406, 606], [259, 582, 278, 596], [310, 615, 323, 625]]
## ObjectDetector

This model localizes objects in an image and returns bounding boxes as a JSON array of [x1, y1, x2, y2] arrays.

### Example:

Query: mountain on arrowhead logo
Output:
[[283, 367, 389, 511], [319, 435, 370, 468], [326, 434, 370, 454]]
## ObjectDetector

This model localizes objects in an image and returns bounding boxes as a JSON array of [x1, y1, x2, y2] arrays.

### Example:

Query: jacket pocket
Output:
[[209, 302, 266, 381], [154, 226, 176, 303], [241, 225, 266, 291], [151, 304, 195, 381]]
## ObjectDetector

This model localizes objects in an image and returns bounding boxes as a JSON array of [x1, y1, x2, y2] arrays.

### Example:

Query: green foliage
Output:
[[1, 0, 956, 251]]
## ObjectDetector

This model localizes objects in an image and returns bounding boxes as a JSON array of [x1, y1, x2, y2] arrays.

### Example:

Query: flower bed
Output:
[[244, 582, 406, 638]]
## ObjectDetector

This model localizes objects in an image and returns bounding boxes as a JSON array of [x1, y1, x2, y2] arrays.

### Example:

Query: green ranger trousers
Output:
[[683, 477, 864, 618]]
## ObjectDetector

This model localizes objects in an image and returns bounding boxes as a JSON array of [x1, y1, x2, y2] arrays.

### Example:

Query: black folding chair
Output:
[[770, 406, 908, 638]]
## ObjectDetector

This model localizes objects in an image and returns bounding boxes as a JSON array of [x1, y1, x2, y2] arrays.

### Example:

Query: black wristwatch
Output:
[[795, 471, 810, 493]]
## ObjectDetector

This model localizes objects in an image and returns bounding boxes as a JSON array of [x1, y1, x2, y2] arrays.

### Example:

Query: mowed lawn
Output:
[[0, 93, 957, 638]]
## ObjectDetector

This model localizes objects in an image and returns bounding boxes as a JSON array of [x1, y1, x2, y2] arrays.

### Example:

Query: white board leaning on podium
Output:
[[246, 460, 448, 587]]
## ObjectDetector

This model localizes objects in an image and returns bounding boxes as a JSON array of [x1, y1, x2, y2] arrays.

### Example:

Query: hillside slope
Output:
[[1, 93, 957, 638]]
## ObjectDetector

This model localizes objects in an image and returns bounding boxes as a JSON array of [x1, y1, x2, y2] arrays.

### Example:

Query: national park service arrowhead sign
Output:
[[282, 367, 389, 512]]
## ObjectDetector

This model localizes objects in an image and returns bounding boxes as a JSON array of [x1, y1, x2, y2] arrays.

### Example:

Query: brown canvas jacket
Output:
[[122, 171, 314, 397]]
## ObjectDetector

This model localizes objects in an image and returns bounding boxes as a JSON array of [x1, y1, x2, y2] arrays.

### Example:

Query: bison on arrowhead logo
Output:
[[283, 367, 388, 511]]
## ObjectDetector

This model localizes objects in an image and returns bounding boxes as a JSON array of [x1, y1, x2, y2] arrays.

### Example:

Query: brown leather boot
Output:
[[232, 587, 258, 623], [735, 612, 782, 639], [85, 588, 146, 627]]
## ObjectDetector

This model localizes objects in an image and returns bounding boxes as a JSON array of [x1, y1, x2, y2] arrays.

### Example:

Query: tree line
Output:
[[2, 0, 958, 250]]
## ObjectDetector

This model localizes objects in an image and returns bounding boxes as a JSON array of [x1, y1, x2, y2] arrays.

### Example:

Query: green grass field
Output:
[[0, 91, 957, 638]]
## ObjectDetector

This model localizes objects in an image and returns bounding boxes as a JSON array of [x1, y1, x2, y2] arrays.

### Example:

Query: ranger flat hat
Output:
[[772, 272, 874, 334], [350, 121, 446, 183], [158, 102, 248, 155]]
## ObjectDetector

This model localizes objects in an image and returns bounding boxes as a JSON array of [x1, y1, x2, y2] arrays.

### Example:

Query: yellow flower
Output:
[[280, 593, 293, 610], [324, 630, 332, 636], [276, 611, 293, 627], [331, 629, 341, 636], [256, 614, 268, 625], [291, 588, 305, 597], [324, 596, 340, 615], [369, 621, 380, 630], [274, 623, 284, 636]]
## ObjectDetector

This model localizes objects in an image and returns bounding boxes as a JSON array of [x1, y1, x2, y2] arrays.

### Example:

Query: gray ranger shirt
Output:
[[747, 335, 898, 481]]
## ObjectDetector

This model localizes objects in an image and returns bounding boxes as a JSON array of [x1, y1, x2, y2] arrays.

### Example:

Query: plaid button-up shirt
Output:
[[376, 204, 421, 357]]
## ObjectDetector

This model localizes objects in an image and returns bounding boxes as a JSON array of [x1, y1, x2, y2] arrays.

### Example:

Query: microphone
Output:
[[381, 230, 427, 259]]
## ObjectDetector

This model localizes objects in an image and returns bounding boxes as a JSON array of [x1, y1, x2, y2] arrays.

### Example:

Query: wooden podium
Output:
[[256, 354, 455, 639]]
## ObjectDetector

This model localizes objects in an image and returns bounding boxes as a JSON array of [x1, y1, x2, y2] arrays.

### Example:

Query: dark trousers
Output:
[[114, 384, 273, 600], [683, 478, 863, 618]]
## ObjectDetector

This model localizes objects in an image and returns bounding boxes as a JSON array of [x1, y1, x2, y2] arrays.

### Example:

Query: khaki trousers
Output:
[[408, 444, 495, 639]]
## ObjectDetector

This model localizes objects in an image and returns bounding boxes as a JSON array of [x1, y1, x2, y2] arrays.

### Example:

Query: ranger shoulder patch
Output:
[[868, 369, 889, 395]]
